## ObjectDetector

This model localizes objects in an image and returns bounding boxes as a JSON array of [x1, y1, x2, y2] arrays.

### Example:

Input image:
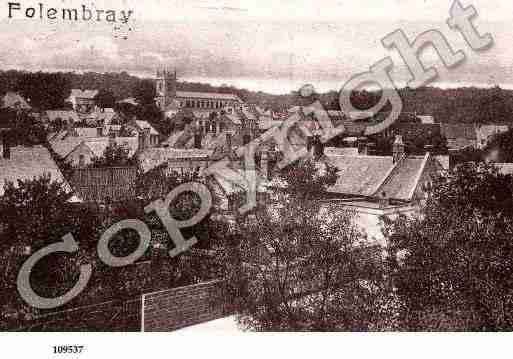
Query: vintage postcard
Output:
[[0, 0, 512, 356]]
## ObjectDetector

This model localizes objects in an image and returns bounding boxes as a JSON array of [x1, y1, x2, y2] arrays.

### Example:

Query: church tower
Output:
[[155, 68, 177, 111]]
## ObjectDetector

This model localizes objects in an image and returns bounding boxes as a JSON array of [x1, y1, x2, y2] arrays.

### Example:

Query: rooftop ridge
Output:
[[407, 152, 430, 200]]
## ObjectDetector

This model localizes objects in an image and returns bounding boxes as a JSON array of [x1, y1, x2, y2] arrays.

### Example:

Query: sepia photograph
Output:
[[0, 0, 512, 356]]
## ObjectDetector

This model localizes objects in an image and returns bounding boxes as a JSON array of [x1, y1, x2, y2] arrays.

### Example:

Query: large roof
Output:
[[378, 156, 428, 201], [175, 91, 242, 102], [0, 145, 69, 196], [325, 153, 434, 201], [138, 148, 214, 173], [326, 155, 395, 197]]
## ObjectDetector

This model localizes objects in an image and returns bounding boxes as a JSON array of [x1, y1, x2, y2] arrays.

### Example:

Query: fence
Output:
[[15, 297, 141, 332], [12, 280, 230, 332], [142, 279, 230, 332]]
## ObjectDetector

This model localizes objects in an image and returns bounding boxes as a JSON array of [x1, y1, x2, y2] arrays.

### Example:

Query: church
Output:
[[155, 69, 244, 118]]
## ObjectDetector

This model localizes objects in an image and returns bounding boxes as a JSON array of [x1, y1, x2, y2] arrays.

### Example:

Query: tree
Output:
[[0, 176, 101, 320], [219, 159, 389, 331], [133, 79, 156, 106], [94, 89, 116, 109], [384, 162, 513, 330]]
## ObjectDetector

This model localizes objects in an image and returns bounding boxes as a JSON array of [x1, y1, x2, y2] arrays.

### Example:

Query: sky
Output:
[[0, 0, 512, 94]]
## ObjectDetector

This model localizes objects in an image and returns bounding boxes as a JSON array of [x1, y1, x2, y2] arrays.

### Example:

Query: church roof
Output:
[[175, 91, 242, 102]]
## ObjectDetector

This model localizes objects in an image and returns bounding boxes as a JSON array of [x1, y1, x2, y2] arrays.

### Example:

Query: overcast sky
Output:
[[0, 0, 512, 93]]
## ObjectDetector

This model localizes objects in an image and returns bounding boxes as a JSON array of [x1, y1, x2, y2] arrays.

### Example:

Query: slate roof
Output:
[[0, 145, 69, 196], [378, 156, 428, 201], [326, 155, 395, 197], [49, 136, 86, 158], [440, 123, 477, 140], [138, 148, 214, 173], [325, 153, 435, 202], [1, 92, 31, 110], [175, 91, 242, 102]]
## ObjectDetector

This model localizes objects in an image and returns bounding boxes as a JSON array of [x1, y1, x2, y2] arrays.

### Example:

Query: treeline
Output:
[[1, 70, 513, 125]]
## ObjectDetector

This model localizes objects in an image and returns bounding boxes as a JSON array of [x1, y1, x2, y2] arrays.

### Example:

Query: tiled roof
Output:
[[378, 156, 428, 201], [326, 152, 436, 201], [175, 91, 242, 102], [49, 136, 85, 158], [1, 92, 30, 110], [326, 155, 394, 197], [0, 145, 69, 196], [45, 110, 80, 123], [138, 148, 214, 173], [71, 167, 137, 203]]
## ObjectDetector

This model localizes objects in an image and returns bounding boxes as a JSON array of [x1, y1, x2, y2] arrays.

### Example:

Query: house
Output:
[[137, 148, 214, 174], [76, 107, 121, 127], [126, 120, 160, 147], [1, 92, 31, 111], [65, 137, 139, 168], [321, 135, 443, 245], [0, 140, 70, 197], [475, 124, 509, 149], [66, 89, 99, 113], [440, 123, 477, 151], [44, 110, 80, 125]]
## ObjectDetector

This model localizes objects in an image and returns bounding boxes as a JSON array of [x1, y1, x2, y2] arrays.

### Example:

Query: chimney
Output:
[[194, 132, 202, 149], [261, 151, 269, 179], [393, 135, 405, 163], [313, 135, 323, 159], [306, 135, 314, 154], [143, 128, 151, 149], [243, 133, 251, 146], [2, 134, 10, 160], [226, 132, 232, 152], [358, 140, 368, 155], [109, 132, 116, 148], [138, 133, 146, 152]]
